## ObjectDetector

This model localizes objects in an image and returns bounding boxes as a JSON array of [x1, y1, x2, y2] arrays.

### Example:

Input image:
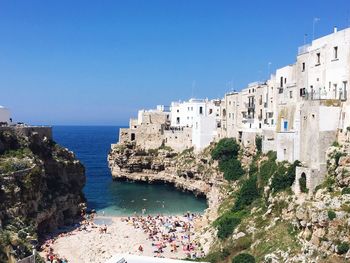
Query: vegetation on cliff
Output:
[[198, 138, 350, 263], [0, 130, 86, 262]]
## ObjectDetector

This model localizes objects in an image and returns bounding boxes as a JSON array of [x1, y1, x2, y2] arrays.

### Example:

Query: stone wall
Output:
[[276, 132, 296, 163], [164, 127, 192, 152], [294, 166, 324, 196], [0, 126, 52, 140]]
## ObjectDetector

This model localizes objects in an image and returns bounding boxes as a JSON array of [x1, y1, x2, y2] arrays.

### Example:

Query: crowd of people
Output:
[[123, 212, 205, 259], [40, 210, 104, 262], [39, 210, 205, 261]]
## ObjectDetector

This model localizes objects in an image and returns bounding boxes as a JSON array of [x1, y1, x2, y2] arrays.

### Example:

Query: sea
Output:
[[53, 126, 207, 216]]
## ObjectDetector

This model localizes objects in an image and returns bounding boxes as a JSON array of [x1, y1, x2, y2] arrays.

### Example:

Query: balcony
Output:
[[242, 115, 254, 123], [302, 89, 347, 101], [244, 102, 255, 109]]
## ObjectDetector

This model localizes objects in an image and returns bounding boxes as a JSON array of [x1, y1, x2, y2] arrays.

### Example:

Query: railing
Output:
[[298, 44, 311, 56], [244, 102, 255, 109], [302, 89, 347, 101]]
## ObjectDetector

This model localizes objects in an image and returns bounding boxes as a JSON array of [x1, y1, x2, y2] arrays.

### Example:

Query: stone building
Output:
[[119, 26, 350, 194], [220, 26, 350, 194], [119, 99, 221, 152]]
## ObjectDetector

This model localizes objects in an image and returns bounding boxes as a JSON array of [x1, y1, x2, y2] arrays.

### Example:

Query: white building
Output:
[[0, 106, 11, 124], [170, 98, 220, 150], [297, 26, 350, 102]]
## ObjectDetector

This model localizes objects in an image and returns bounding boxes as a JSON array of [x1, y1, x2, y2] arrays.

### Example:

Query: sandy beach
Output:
[[39, 214, 205, 263]]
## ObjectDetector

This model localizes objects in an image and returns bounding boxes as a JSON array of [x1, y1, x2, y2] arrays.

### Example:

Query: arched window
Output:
[[299, 172, 308, 193]]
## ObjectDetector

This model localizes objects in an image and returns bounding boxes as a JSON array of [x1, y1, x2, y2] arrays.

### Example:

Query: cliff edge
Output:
[[0, 127, 86, 262]]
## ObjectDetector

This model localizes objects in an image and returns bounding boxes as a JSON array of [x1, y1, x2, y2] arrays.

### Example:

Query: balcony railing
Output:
[[298, 44, 311, 56], [302, 89, 347, 101], [244, 102, 255, 109]]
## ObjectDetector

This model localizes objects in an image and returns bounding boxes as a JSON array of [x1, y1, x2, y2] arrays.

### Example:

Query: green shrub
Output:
[[266, 151, 277, 161], [337, 242, 349, 254], [328, 210, 336, 221], [334, 151, 345, 166], [219, 158, 245, 181], [232, 253, 255, 263], [249, 158, 258, 176], [342, 187, 350, 195], [211, 138, 240, 161], [214, 212, 242, 239], [332, 141, 340, 147], [233, 176, 260, 211], [255, 136, 262, 154], [259, 158, 277, 184], [271, 160, 301, 193]]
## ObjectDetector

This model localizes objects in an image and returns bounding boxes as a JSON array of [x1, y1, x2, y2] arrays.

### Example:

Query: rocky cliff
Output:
[[0, 128, 86, 262], [108, 139, 350, 262], [108, 143, 225, 220]]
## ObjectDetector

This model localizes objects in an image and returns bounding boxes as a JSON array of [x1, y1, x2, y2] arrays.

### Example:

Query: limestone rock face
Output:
[[108, 143, 223, 200], [108, 142, 224, 253], [0, 129, 86, 261]]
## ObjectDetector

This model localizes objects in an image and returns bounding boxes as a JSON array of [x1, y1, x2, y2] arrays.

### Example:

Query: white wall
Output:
[[192, 115, 216, 150], [319, 106, 341, 131], [0, 107, 11, 124]]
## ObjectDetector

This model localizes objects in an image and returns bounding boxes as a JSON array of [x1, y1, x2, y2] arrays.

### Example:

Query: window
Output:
[[209, 109, 213, 114], [284, 78, 287, 84], [290, 91, 293, 98], [302, 62, 305, 72], [280, 76, 283, 87], [199, 106, 203, 115], [334, 46, 338, 59], [176, 117, 180, 124], [229, 113, 231, 118], [316, 53, 321, 65], [229, 101, 231, 105]]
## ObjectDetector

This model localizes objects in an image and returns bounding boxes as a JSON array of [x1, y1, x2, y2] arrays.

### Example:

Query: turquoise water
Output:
[[53, 126, 207, 216]]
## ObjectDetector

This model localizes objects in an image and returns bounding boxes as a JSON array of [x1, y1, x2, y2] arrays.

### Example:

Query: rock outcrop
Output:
[[0, 128, 86, 262], [108, 143, 224, 208], [108, 142, 227, 252]]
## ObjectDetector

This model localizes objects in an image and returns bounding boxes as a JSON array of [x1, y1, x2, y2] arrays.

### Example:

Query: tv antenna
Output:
[[313, 17, 320, 40]]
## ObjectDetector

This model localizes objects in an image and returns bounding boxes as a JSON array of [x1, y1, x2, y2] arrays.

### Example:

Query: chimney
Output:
[[334, 26, 338, 33]]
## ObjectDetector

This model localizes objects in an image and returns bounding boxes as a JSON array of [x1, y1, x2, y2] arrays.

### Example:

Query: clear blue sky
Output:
[[1, 0, 349, 125]]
